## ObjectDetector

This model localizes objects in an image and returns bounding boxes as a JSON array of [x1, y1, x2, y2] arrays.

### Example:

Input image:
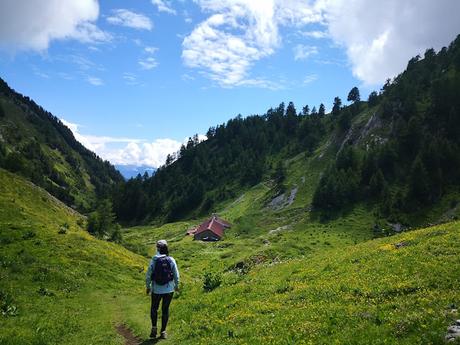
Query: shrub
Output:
[[0, 291, 18, 317], [109, 225, 122, 243], [202, 271, 222, 292], [22, 230, 36, 240]]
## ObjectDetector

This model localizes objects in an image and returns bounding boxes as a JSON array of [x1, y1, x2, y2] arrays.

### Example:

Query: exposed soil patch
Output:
[[116, 324, 143, 345]]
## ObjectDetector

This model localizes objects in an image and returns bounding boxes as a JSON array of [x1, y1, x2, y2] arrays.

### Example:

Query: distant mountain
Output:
[[115, 164, 156, 180], [0, 78, 124, 211]]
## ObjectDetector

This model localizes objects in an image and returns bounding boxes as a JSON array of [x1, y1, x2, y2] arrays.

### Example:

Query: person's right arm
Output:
[[145, 258, 155, 294]]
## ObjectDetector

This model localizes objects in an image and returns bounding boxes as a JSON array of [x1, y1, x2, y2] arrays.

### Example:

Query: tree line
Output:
[[313, 34, 460, 221]]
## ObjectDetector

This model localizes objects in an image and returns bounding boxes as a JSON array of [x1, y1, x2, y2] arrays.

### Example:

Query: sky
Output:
[[1, 0, 460, 168]]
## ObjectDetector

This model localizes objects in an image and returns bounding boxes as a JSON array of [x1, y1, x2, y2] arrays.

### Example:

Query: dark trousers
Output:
[[150, 292, 174, 331]]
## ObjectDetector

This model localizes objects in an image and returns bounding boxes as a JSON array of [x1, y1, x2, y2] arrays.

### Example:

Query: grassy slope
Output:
[[119, 134, 380, 342], [123, 220, 460, 345], [179, 220, 460, 345], [3, 93, 460, 344], [0, 91, 120, 210], [119, 109, 460, 343], [0, 169, 147, 345]]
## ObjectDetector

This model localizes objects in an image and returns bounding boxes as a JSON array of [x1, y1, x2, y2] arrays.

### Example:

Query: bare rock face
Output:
[[268, 225, 291, 235], [445, 321, 460, 342], [267, 187, 298, 210]]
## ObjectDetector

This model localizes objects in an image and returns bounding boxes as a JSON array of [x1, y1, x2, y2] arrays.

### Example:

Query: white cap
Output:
[[157, 239, 168, 247]]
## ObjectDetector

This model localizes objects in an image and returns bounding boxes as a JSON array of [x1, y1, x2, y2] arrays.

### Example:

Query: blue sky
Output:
[[1, 0, 459, 167]]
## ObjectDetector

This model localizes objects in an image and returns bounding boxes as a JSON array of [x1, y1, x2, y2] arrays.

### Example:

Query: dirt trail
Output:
[[116, 324, 157, 345]]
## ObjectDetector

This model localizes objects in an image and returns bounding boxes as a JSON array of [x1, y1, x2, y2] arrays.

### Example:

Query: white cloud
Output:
[[182, 0, 322, 87], [0, 0, 110, 52], [139, 46, 159, 70], [183, 10, 193, 23], [32, 67, 50, 79], [116, 140, 182, 167], [69, 22, 112, 43], [58, 72, 74, 80], [87, 76, 104, 86], [61, 119, 199, 167], [184, 0, 460, 87], [300, 30, 328, 39], [151, 0, 177, 15], [139, 57, 158, 70], [123, 72, 138, 85], [144, 46, 158, 54], [303, 74, 318, 84], [106, 9, 153, 31], [60, 119, 129, 153], [318, 0, 460, 85], [293, 44, 318, 60]]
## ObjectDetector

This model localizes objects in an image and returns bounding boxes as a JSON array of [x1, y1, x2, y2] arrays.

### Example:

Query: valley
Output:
[[1, 29, 460, 345]]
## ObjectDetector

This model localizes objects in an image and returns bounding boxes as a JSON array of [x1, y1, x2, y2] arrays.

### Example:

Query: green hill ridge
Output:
[[0, 169, 146, 345], [115, 34, 460, 230], [0, 79, 123, 211]]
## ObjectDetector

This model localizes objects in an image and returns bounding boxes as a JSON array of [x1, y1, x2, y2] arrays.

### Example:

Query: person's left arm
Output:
[[171, 257, 180, 290]]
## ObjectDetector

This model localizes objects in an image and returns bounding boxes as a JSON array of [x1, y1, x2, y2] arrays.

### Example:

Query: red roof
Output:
[[194, 216, 230, 238], [213, 216, 231, 228], [186, 227, 197, 235]]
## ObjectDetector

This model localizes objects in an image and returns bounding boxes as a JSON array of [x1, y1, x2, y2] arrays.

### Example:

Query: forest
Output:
[[113, 34, 460, 225]]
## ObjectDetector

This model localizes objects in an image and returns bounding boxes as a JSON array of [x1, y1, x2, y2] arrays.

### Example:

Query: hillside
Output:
[[115, 34, 460, 229], [119, 212, 460, 344], [0, 79, 124, 211], [2, 164, 458, 345], [0, 169, 146, 345]]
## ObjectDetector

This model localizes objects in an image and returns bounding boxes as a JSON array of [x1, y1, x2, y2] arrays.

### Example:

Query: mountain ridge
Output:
[[115, 164, 156, 180], [113, 34, 460, 229], [0, 78, 123, 211]]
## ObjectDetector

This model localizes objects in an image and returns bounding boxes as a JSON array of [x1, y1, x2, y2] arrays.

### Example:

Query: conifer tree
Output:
[[347, 87, 360, 103], [332, 97, 342, 116], [368, 91, 379, 107], [408, 156, 431, 205], [302, 105, 310, 116], [318, 103, 326, 116]]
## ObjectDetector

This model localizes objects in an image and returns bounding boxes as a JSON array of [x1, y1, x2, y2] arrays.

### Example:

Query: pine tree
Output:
[[302, 105, 310, 116], [338, 109, 352, 132], [347, 87, 360, 103], [286, 102, 297, 117], [369, 169, 386, 197], [368, 91, 379, 107], [272, 161, 286, 186], [408, 156, 431, 206], [318, 103, 326, 116], [332, 97, 342, 116]]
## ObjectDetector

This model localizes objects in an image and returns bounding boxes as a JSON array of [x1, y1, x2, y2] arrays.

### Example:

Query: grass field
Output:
[[0, 169, 147, 345], [2, 163, 460, 344], [122, 220, 460, 345]]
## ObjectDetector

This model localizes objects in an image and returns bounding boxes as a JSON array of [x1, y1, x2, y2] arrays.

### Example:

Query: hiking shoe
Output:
[[150, 327, 157, 338], [160, 331, 167, 339]]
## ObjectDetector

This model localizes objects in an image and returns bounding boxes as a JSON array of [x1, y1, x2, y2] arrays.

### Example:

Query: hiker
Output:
[[146, 239, 180, 339]]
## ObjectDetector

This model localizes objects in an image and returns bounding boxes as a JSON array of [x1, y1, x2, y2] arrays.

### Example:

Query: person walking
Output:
[[146, 239, 180, 339]]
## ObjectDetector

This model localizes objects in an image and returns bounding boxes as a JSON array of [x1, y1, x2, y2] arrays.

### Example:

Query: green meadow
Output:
[[120, 211, 460, 344], [2, 158, 460, 344], [0, 169, 146, 345]]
